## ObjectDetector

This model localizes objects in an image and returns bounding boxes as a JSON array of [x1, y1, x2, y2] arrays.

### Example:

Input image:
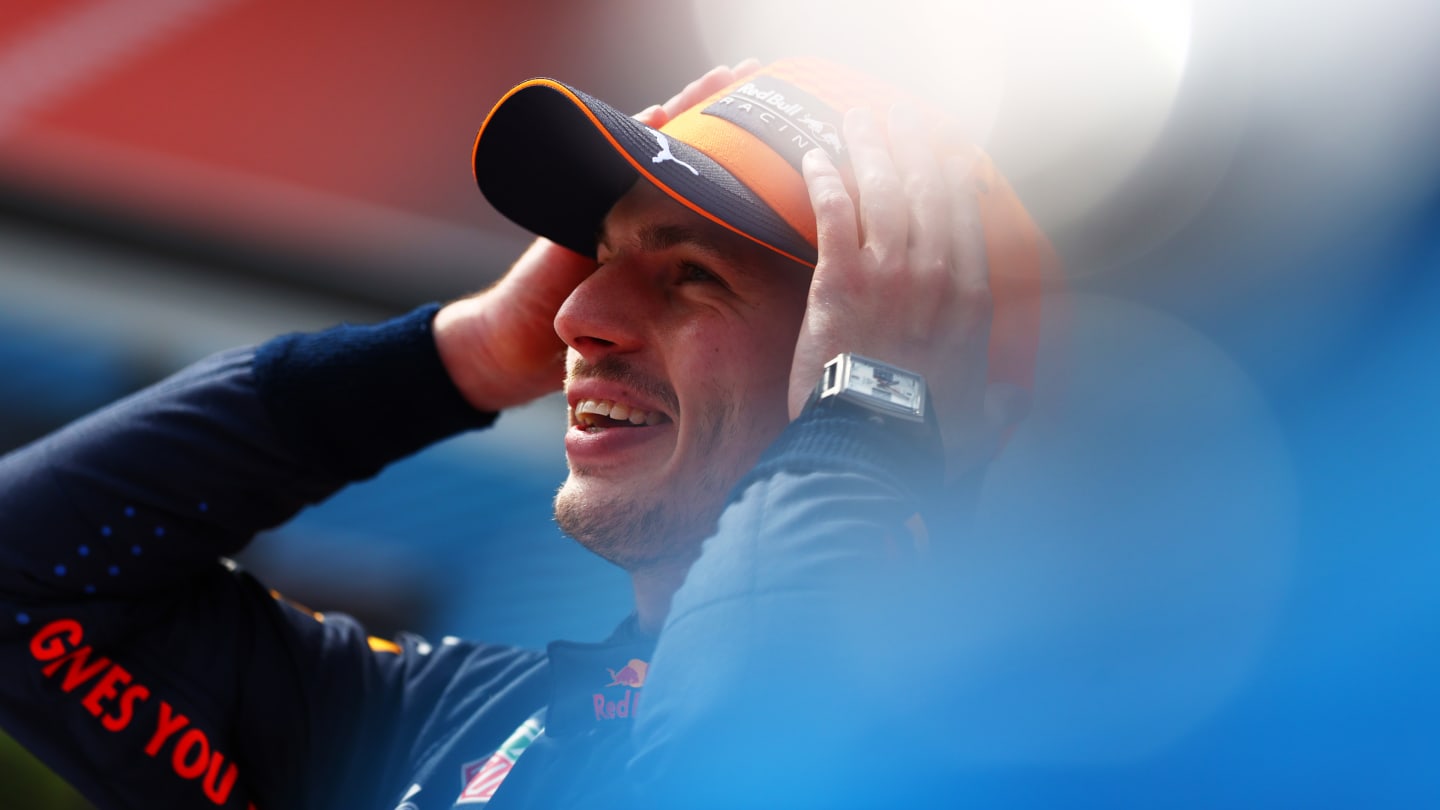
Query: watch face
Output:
[[820, 353, 927, 421], [850, 362, 922, 409]]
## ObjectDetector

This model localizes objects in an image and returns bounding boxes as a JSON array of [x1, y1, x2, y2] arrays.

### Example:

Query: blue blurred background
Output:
[[1, 0, 1435, 806]]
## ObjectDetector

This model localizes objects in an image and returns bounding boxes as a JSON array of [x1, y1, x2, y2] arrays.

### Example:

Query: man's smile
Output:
[[564, 376, 678, 467], [571, 398, 669, 429]]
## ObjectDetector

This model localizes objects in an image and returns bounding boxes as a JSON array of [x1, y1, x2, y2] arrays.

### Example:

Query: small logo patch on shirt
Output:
[[456, 716, 543, 805], [593, 658, 649, 721], [605, 658, 648, 688]]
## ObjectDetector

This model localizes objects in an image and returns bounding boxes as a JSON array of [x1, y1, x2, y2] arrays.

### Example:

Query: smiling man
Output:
[[552, 182, 811, 624], [0, 58, 1053, 809]]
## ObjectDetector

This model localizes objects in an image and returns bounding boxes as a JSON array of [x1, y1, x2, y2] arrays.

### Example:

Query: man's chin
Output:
[[553, 478, 714, 572]]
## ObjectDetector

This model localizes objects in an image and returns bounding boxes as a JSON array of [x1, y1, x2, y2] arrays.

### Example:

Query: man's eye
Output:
[[679, 261, 720, 284]]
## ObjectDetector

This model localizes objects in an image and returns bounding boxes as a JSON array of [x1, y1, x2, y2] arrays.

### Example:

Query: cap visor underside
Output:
[[473, 80, 815, 265]]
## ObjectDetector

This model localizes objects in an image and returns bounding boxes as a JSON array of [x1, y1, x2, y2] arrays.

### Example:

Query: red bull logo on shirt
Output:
[[604, 658, 648, 688], [594, 658, 648, 721]]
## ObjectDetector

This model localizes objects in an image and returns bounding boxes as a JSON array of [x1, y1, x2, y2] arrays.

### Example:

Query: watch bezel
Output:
[[820, 353, 927, 423]]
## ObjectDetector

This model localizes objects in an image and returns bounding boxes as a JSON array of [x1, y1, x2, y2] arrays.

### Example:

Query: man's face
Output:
[[553, 181, 810, 573]]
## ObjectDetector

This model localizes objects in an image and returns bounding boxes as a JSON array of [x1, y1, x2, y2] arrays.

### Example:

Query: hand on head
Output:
[[792, 106, 1021, 483]]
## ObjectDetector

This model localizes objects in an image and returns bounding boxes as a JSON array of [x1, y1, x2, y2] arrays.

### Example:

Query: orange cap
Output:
[[472, 57, 1058, 392]]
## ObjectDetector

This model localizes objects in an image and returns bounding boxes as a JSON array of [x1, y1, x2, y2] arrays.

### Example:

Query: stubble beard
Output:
[[554, 396, 741, 575]]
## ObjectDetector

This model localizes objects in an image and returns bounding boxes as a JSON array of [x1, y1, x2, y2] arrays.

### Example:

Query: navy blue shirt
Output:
[[0, 306, 942, 809]]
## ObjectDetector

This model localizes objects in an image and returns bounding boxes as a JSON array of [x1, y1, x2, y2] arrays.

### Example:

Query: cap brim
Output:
[[473, 79, 816, 266]]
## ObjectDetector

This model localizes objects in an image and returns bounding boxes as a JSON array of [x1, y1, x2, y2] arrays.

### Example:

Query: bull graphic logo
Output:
[[797, 113, 844, 155], [605, 658, 649, 688]]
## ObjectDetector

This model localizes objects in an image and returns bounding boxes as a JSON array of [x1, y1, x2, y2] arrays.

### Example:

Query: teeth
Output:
[[573, 398, 666, 428]]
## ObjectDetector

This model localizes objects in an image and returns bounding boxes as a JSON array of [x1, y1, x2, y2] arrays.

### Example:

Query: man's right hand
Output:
[[433, 60, 761, 413], [433, 238, 594, 413]]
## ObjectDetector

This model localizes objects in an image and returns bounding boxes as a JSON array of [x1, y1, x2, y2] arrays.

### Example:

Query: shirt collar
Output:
[[545, 615, 656, 738]]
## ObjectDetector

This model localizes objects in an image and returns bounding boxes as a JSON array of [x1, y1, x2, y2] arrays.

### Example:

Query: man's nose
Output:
[[553, 260, 649, 361]]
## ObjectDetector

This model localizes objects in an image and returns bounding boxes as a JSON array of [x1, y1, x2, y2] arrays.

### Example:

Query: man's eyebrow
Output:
[[638, 223, 711, 254], [596, 221, 747, 267]]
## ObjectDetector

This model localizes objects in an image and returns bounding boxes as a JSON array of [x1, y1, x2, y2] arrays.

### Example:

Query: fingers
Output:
[[942, 146, 989, 302], [790, 146, 860, 419], [636, 59, 762, 129], [659, 65, 727, 119], [887, 105, 951, 286], [730, 57, 762, 82], [802, 148, 860, 266], [843, 108, 908, 276], [633, 104, 665, 127], [659, 58, 759, 121]]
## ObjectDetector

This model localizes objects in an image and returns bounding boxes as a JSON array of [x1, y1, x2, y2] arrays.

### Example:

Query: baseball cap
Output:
[[471, 57, 1056, 392]]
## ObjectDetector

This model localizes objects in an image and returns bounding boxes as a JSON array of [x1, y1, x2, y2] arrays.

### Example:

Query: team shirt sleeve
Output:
[[0, 305, 510, 810]]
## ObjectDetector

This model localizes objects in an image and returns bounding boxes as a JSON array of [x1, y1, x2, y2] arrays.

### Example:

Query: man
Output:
[[0, 58, 1052, 809]]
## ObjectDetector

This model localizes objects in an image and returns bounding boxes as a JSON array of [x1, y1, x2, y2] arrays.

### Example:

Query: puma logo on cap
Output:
[[651, 131, 699, 175]]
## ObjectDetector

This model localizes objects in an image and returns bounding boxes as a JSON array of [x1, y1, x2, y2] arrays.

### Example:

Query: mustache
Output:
[[567, 356, 680, 416]]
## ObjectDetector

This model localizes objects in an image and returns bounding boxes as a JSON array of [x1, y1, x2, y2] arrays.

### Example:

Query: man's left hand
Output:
[[790, 105, 1012, 482]]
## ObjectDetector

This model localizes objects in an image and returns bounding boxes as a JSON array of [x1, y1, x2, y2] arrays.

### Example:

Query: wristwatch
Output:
[[817, 352, 928, 423], [809, 352, 944, 500]]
